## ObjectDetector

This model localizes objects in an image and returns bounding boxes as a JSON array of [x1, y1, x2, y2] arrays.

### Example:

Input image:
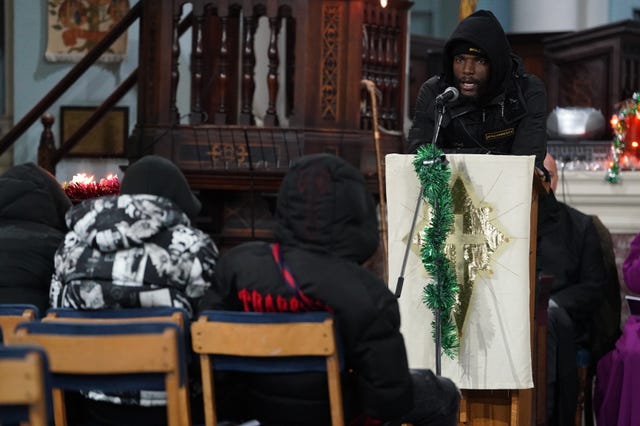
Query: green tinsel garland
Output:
[[413, 145, 459, 358], [607, 92, 640, 183]]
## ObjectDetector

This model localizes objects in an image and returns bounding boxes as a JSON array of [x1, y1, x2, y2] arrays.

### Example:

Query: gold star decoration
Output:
[[407, 172, 511, 339]]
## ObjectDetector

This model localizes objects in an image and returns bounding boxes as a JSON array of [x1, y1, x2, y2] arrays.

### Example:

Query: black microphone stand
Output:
[[395, 98, 449, 375]]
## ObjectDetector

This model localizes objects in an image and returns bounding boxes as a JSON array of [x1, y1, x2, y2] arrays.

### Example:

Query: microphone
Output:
[[435, 87, 459, 104]]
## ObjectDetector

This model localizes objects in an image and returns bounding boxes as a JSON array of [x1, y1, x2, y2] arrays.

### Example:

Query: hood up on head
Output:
[[0, 162, 71, 231], [275, 154, 379, 264], [120, 155, 201, 220], [443, 9, 513, 101]]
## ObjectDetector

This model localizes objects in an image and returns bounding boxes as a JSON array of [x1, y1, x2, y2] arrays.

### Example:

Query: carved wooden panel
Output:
[[545, 20, 640, 139], [321, 3, 342, 122], [131, 0, 412, 255], [558, 56, 609, 109]]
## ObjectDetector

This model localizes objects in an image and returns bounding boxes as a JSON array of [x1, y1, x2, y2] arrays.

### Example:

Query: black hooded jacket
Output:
[[407, 10, 547, 169], [0, 163, 71, 314], [536, 191, 607, 347], [201, 154, 413, 425]]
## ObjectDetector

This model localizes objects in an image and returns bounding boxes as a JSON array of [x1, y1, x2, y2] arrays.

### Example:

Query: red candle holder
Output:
[[61, 173, 120, 201]]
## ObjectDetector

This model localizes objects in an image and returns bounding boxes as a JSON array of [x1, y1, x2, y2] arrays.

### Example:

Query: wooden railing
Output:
[[129, 0, 411, 180], [0, 1, 410, 176]]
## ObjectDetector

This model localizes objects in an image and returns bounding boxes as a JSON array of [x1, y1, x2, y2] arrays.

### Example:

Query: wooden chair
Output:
[[0, 345, 51, 426], [42, 307, 192, 425], [0, 303, 39, 342], [191, 310, 344, 426], [8, 320, 190, 426]]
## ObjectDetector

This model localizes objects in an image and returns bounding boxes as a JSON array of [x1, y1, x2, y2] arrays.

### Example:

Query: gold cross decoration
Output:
[[408, 172, 511, 340]]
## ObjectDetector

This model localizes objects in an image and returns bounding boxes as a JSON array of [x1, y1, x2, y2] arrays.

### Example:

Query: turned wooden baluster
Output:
[[368, 7, 378, 75], [362, 6, 372, 81], [371, 7, 384, 131], [379, 10, 391, 127], [215, 12, 230, 124], [360, 6, 373, 130], [170, 4, 182, 123], [239, 13, 257, 125], [390, 12, 401, 130], [190, 1, 205, 124], [264, 14, 282, 127], [383, 11, 396, 129], [373, 9, 384, 123], [284, 15, 295, 118], [38, 113, 56, 175], [363, 5, 379, 130]]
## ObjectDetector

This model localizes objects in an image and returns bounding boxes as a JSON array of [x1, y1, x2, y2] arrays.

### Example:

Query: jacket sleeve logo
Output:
[[484, 128, 515, 141]]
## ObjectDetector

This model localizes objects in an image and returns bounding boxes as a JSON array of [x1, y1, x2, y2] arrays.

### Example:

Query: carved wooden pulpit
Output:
[[129, 0, 413, 248]]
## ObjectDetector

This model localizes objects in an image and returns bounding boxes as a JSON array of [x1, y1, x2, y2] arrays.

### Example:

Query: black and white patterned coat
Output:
[[50, 194, 218, 318]]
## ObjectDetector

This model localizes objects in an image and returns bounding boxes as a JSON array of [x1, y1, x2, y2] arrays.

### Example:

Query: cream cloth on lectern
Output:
[[386, 153, 534, 389]]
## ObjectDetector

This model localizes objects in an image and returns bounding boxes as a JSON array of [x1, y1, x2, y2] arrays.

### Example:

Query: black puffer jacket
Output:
[[202, 154, 413, 425], [407, 10, 547, 169], [0, 163, 71, 314], [536, 192, 607, 346]]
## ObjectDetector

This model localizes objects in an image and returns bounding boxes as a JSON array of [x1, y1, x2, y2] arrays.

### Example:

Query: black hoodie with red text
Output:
[[201, 153, 413, 425]]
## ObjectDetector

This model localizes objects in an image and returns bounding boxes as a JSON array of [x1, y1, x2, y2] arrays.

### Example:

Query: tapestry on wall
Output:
[[386, 153, 535, 389], [46, 0, 130, 63]]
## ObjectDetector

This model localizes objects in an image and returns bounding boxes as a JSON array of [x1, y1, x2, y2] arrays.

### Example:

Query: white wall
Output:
[[610, 0, 640, 21], [414, 0, 633, 35], [512, 0, 639, 33], [583, 0, 610, 29], [512, 0, 580, 32]]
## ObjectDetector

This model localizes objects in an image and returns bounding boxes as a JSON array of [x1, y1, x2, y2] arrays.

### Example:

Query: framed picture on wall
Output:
[[60, 106, 128, 157]]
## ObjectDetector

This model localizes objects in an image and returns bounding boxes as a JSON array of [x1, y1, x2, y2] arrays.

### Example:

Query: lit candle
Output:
[[62, 173, 120, 200]]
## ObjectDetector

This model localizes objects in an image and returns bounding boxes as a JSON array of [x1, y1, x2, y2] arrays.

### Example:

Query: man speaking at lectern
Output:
[[407, 10, 547, 170]]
